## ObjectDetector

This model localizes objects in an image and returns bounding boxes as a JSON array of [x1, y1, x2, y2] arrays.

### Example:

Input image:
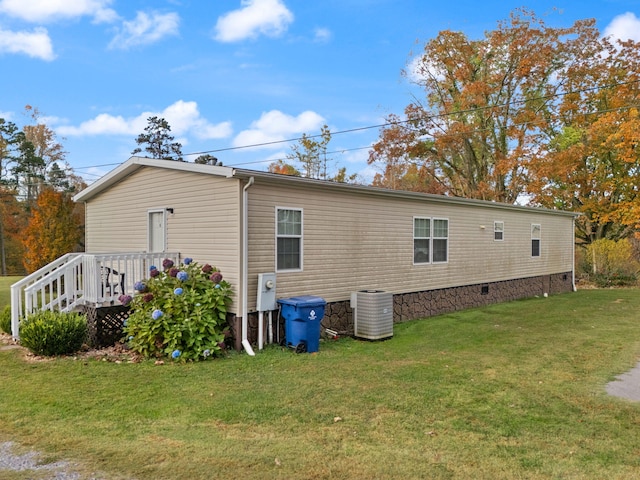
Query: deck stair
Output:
[[10, 252, 180, 339]]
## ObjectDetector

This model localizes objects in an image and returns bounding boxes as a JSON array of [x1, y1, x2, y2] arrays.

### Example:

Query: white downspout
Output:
[[242, 177, 255, 356], [572, 216, 577, 292]]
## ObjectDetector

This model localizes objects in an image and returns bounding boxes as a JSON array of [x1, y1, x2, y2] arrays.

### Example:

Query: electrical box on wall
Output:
[[256, 273, 277, 311]]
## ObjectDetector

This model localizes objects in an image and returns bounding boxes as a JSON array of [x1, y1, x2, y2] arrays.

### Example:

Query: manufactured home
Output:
[[11, 156, 577, 351]]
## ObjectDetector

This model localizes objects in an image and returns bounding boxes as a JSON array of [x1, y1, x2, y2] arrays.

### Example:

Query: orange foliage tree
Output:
[[21, 187, 83, 273], [526, 32, 640, 243], [370, 8, 576, 202], [370, 9, 640, 243]]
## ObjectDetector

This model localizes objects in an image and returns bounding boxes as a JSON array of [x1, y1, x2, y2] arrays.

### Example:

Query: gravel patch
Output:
[[606, 360, 640, 402], [0, 441, 84, 479]]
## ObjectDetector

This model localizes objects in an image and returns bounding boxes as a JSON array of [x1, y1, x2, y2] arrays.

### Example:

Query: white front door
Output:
[[148, 210, 166, 252]]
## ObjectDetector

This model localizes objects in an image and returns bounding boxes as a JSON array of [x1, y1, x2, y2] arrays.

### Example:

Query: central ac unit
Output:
[[351, 290, 393, 340]]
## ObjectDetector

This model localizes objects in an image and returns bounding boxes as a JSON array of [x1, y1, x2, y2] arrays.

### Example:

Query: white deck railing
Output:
[[10, 252, 180, 339]]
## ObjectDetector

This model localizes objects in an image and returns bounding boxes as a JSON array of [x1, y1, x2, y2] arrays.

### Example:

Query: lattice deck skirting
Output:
[[80, 305, 130, 348]]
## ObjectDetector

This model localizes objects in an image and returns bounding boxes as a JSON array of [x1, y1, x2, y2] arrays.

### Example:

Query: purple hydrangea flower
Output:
[[162, 258, 174, 270], [152, 309, 164, 320], [171, 350, 181, 359], [149, 268, 160, 278], [177, 271, 188, 282], [210, 272, 223, 283], [183, 257, 193, 265], [174, 287, 183, 295], [202, 264, 213, 274], [143, 293, 154, 303], [118, 294, 132, 306], [134, 281, 146, 292], [169, 268, 179, 278]]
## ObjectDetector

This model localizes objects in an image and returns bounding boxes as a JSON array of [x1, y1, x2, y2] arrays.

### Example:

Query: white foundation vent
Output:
[[350, 290, 393, 340]]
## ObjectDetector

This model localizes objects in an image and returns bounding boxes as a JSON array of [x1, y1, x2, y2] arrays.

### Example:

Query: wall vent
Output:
[[350, 290, 393, 340]]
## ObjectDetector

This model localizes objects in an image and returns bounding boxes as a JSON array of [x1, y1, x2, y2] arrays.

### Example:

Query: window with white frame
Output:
[[414, 218, 430, 263], [276, 208, 302, 271], [414, 217, 448, 264], [531, 224, 541, 257], [433, 218, 449, 262], [494, 221, 504, 241]]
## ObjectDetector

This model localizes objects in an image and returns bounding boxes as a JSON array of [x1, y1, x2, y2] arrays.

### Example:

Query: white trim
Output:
[[275, 206, 303, 273], [531, 223, 541, 258], [413, 216, 449, 265], [494, 220, 504, 241], [413, 216, 431, 265], [432, 217, 449, 264]]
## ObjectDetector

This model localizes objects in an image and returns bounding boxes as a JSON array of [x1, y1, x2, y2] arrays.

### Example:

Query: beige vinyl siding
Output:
[[85, 166, 242, 310], [246, 182, 574, 310]]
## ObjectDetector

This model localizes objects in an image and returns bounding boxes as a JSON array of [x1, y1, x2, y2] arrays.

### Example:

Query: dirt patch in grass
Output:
[[0, 333, 142, 363]]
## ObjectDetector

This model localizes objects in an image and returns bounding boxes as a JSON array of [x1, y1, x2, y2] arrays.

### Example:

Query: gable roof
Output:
[[74, 156, 578, 218]]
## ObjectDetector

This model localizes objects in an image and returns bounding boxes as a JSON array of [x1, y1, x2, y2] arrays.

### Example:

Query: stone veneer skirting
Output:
[[232, 272, 574, 349]]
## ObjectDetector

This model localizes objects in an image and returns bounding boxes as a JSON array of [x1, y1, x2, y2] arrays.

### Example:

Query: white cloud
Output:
[[0, 27, 55, 60], [406, 54, 445, 84], [0, 0, 117, 24], [233, 110, 325, 149], [214, 0, 293, 42], [313, 27, 332, 43], [57, 100, 233, 141], [109, 11, 180, 49], [603, 12, 640, 42]]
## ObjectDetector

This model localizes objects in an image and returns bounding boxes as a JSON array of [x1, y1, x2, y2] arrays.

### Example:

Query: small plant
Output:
[[19, 310, 88, 356], [122, 258, 232, 361], [0, 306, 11, 334]]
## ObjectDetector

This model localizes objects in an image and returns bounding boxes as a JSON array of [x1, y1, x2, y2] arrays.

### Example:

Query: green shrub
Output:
[[122, 258, 232, 361], [20, 310, 88, 356], [0, 306, 11, 334], [584, 238, 640, 287]]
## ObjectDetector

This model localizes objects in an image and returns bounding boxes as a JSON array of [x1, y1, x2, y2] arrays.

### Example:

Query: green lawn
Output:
[[1, 289, 640, 479], [0, 276, 21, 310]]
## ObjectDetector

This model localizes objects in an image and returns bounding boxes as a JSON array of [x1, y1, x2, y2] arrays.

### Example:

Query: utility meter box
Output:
[[256, 273, 277, 311]]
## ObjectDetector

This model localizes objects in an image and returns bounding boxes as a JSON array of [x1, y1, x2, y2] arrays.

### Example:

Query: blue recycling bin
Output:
[[278, 295, 326, 353]]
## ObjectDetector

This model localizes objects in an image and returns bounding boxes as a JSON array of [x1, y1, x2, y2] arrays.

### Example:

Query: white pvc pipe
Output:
[[242, 177, 255, 356], [268, 310, 273, 345], [258, 311, 264, 350]]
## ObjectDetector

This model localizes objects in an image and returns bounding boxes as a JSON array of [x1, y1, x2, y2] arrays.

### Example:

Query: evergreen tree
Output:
[[132, 116, 184, 161]]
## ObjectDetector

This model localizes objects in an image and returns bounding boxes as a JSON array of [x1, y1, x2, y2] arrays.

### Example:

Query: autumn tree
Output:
[[370, 9, 579, 202], [268, 159, 301, 176], [526, 28, 640, 243], [21, 187, 83, 273], [286, 125, 331, 179], [271, 125, 356, 182], [132, 116, 184, 161], [16, 105, 68, 203], [0, 189, 24, 275]]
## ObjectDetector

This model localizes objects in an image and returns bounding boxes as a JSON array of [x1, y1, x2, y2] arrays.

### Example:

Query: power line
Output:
[[180, 78, 640, 158], [60, 78, 640, 173]]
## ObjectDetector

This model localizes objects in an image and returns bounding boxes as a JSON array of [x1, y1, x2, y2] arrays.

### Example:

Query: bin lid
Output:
[[277, 295, 326, 307]]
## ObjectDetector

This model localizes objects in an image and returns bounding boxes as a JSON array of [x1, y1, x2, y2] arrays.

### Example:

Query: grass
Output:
[[1, 289, 640, 479], [0, 276, 21, 310]]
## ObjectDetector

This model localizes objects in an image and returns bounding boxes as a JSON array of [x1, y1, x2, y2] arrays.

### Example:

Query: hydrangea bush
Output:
[[122, 258, 232, 361]]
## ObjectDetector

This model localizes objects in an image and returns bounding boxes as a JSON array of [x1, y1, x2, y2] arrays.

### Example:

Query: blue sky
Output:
[[1, 0, 640, 184]]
